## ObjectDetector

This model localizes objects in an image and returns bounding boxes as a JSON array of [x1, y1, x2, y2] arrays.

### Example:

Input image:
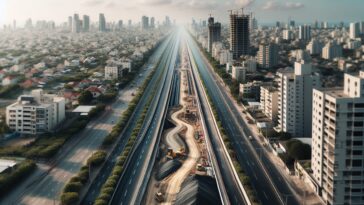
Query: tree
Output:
[[286, 139, 311, 160], [78, 90, 93, 105], [61, 192, 79, 205]]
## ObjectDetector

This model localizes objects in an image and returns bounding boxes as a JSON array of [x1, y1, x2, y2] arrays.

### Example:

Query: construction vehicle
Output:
[[166, 148, 175, 160], [155, 192, 164, 202], [196, 164, 206, 171]]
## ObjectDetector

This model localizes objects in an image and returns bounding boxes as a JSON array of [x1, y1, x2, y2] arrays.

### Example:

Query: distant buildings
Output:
[[150, 17, 155, 29], [83, 15, 90, 32], [99, 13, 106, 32], [283, 29, 293, 40], [72, 14, 80, 33], [6, 89, 65, 135], [277, 61, 320, 137], [312, 71, 364, 205], [229, 10, 250, 59], [142, 16, 149, 30], [349, 22, 360, 39], [298, 25, 311, 41], [257, 43, 279, 69], [306, 38, 323, 55], [322, 41, 343, 60], [207, 16, 221, 53]]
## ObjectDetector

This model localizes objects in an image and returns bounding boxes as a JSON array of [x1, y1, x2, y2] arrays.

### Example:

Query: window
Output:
[[352, 160, 362, 167]]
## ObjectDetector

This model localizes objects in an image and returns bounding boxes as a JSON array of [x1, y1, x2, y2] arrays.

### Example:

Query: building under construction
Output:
[[229, 9, 250, 59], [207, 16, 221, 53]]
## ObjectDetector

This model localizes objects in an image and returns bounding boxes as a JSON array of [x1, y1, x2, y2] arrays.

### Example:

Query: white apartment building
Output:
[[240, 81, 263, 99], [299, 25, 312, 41], [312, 71, 364, 205], [6, 89, 65, 135], [219, 50, 232, 65], [346, 40, 361, 50], [257, 43, 279, 69], [283, 29, 293, 40], [277, 61, 320, 137], [232, 65, 246, 83], [350, 22, 360, 39], [307, 38, 323, 55], [242, 57, 257, 72], [105, 65, 123, 80], [260, 85, 278, 122], [322, 41, 343, 60]]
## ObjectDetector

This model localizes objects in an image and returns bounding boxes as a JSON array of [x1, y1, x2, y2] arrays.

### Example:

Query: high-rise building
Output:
[[322, 41, 343, 60], [289, 20, 295, 28], [82, 15, 90, 32], [260, 85, 278, 122], [6, 89, 65, 135], [118, 20, 123, 30], [283, 29, 293, 40], [314, 20, 319, 29], [72, 14, 81, 33], [257, 43, 279, 69], [306, 38, 323, 55], [68, 16, 72, 31], [229, 10, 250, 59], [128, 20, 132, 27], [165, 16, 171, 27], [350, 22, 360, 39], [83, 15, 90, 32], [360, 21, 364, 34], [277, 60, 320, 137], [141, 16, 149, 30], [312, 71, 364, 205], [249, 13, 257, 31], [150, 17, 155, 29], [99, 13, 106, 32], [299, 25, 312, 41], [207, 16, 221, 53]]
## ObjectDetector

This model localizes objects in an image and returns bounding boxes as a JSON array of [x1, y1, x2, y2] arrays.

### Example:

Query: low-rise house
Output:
[[2, 76, 18, 86]]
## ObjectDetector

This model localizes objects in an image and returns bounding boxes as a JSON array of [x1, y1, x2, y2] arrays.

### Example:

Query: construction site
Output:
[[143, 43, 220, 205]]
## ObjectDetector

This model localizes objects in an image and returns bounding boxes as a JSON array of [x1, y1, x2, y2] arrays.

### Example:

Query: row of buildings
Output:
[[194, 10, 364, 205]]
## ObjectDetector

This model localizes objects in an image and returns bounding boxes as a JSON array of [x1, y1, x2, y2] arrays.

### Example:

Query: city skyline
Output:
[[1, 0, 364, 26]]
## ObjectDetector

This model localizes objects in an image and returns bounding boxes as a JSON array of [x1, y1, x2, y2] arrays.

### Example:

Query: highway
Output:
[[82, 33, 177, 204], [1, 33, 171, 205], [109, 30, 180, 205], [185, 34, 247, 205], [185, 31, 300, 205]]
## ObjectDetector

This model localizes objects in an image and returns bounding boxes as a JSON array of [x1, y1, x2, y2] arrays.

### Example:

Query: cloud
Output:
[[138, 0, 172, 6], [234, 0, 255, 7], [262, 1, 304, 11], [82, 0, 105, 7]]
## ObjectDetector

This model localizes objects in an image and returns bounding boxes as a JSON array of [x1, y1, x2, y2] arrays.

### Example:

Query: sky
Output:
[[0, 0, 364, 26]]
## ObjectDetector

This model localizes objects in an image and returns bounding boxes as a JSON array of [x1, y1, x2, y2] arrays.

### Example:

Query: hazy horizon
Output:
[[1, 0, 364, 26]]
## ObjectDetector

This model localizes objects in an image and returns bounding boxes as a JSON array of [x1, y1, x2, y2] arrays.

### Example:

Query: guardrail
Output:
[[186, 41, 252, 205], [184, 44, 229, 205], [108, 36, 178, 205]]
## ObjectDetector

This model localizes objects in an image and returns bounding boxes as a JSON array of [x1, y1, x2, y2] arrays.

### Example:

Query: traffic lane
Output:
[[205, 54, 299, 205], [111, 35, 179, 205], [187, 45, 246, 204], [83, 34, 176, 203], [187, 40, 282, 205]]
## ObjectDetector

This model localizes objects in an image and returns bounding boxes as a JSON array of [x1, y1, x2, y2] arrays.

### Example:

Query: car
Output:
[[248, 135, 254, 141]]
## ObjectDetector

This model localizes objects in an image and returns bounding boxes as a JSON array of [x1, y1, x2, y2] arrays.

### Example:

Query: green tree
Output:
[[78, 90, 93, 105], [61, 192, 79, 205]]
